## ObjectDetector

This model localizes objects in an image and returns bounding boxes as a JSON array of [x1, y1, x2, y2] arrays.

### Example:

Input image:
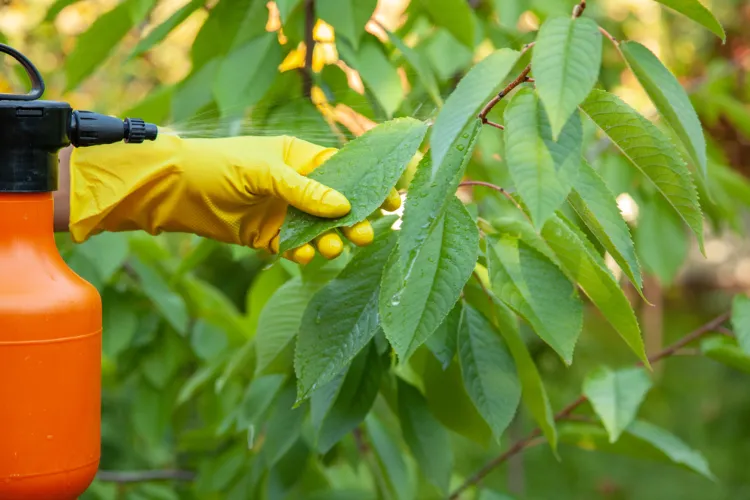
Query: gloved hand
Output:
[[68, 134, 401, 264]]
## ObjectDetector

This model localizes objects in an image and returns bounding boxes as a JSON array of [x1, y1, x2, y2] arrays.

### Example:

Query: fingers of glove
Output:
[[315, 232, 344, 260], [269, 233, 281, 254], [283, 136, 338, 175], [283, 244, 316, 265], [341, 220, 374, 247], [269, 166, 350, 218], [381, 188, 402, 212]]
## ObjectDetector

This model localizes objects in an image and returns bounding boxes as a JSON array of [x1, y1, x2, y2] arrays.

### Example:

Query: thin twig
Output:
[[459, 181, 531, 223], [302, 0, 315, 98], [478, 65, 532, 123], [716, 326, 735, 337], [97, 470, 196, 483], [449, 311, 730, 498], [599, 26, 618, 45], [484, 120, 505, 130], [353, 427, 369, 455]]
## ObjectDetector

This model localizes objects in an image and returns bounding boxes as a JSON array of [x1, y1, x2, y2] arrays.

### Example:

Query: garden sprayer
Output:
[[0, 43, 158, 499]]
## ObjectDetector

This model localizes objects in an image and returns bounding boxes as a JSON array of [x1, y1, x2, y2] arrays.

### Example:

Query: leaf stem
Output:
[[599, 26, 618, 45], [448, 311, 731, 498], [459, 181, 531, 224]]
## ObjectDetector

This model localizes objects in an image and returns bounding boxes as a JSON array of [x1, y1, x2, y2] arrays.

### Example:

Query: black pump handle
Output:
[[0, 43, 45, 101]]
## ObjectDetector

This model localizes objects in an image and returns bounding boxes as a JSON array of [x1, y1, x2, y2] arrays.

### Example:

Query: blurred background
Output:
[[2, 0, 750, 499]]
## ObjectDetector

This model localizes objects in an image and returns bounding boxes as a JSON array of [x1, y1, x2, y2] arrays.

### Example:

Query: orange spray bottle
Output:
[[0, 44, 158, 499]]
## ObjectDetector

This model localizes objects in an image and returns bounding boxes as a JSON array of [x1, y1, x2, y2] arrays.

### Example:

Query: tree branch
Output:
[[97, 470, 196, 483], [449, 311, 731, 498], [302, 0, 315, 98], [478, 63, 532, 124], [599, 26, 618, 45]]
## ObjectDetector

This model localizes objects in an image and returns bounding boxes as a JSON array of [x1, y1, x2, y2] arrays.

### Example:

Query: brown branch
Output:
[[484, 119, 505, 130], [478, 65, 532, 123], [302, 0, 315, 98], [717, 326, 735, 337], [599, 26, 618, 45], [97, 470, 195, 483], [449, 311, 730, 498]]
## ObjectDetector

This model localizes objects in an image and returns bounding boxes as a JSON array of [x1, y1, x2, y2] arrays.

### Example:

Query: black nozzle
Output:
[[69, 110, 159, 147]]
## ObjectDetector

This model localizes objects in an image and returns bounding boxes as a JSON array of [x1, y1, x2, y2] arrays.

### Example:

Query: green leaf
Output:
[[130, 257, 189, 335], [295, 229, 397, 400], [102, 291, 139, 359], [366, 415, 415, 500], [173, 239, 220, 281], [397, 379, 453, 494], [559, 420, 714, 479], [654, 0, 725, 41], [542, 214, 647, 364], [568, 160, 642, 291], [423, 355, 492, 445], [701, 336, 750, 374], [458, 304, 521, 439], [191, 0, 262, 70], [532, 17, 602, 138], [76, 232, 129, 284], [400, 120, 481, 269], [477, 290, 558, 453], [171, 58, 219, 123], [64, 0, 155, 91], [621, 41, 707, 177], [279, 118, 428, 253], [214, 33, 282, 117], [383, 28, 443, 107], [191, 320, 229, 361], [487, 235, 583, 364], [129, 0, 204, 59], [421, 0, 475, 48], [311, 344, 382, 453], [317, 0, 377, 49], [237, 374, 287, 430], [237, 373, 286, 429], [626, 420, 714, 479], [337, 37, 404, 117], [181, 276, 247, 342], [277, 0, 303, 24], [124, 86, 174, 125], [425, 301, 462, 369], [381, 197, 479, 362], [731, 294, 750, 355], [582, 366, 652, 443], [176, 356, 225, 406], [580, 89, 704, 251], [431, 48, 520, 169], [44, 0, 82, 22], [255, 278, 314, 375], [504, 88, 582, 227], [263, 384, 307, 467], [245, 264, 289, 335], [634, 196, 688, 286]]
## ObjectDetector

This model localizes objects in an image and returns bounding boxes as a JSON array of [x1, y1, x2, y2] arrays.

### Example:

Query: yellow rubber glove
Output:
[[69, 134, 401, 263]]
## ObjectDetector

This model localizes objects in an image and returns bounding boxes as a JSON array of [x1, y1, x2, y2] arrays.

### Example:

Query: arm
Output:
[[54, 146, 72, 232], [55, 136, 396, 263]]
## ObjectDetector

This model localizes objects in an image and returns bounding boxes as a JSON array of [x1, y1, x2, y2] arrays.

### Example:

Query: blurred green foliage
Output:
[[4, 0, 750, 498]]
